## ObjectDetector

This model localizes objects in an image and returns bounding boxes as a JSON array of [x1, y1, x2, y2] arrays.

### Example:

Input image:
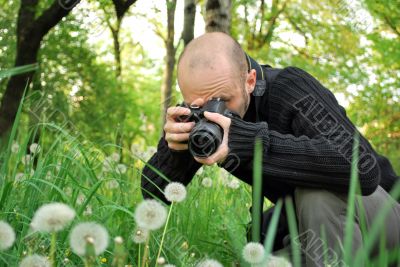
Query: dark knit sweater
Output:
[[141, 66, 399, 204]]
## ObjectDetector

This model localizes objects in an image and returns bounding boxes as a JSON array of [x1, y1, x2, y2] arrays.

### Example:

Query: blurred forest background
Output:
[[0, 0, 399, 171]]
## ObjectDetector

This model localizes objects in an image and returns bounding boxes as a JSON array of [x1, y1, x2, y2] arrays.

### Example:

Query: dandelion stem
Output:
[[155, 201, 174, 266], [138, 244, 141, 267], [50, 232, 57, 267], [141, 237, 150, 267]]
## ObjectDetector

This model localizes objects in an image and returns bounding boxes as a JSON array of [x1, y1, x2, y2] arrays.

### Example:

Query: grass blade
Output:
[[0, 64, 38, 80], [252, 138, 263, 242], [263, 199, 283, 257], [285, 196, 301, 267], [343, 132, 360, 265]]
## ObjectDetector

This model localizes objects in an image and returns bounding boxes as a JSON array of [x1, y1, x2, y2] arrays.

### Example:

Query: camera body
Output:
[[177, 98, 236, 158]]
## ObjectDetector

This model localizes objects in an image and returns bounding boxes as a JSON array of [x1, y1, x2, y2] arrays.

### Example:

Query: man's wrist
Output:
[[220, 117, 270, 170]]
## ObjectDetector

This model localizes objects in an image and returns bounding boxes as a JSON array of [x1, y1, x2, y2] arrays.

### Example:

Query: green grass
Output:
[[1, 119, 400, 266]]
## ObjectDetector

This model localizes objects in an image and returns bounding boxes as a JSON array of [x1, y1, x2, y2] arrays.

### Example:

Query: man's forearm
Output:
[[220, 117, 380, 195], [141, 135, 201, 203]]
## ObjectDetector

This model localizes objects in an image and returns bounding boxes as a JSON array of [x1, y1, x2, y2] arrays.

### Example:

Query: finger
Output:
[[168, 142, 188, 151], [165, 132, 190, 143], [195, 144, 228, 165], [166, 107, 191, 119], [203, 111, 230, 147], [164, 121, 195, 133], [203, 111, 230, 128]]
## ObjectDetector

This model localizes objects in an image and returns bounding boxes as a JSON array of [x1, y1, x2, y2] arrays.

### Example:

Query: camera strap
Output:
[[245, 53, 281, 122]]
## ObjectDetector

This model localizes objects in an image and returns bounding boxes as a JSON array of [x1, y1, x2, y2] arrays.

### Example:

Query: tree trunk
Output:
[[110, 0, 138, 78], [0, 0, 80, 141], [161, 0, 177, 129], [111, 24, 122, 78], [182, 0, 196, 46], [205, 0, 231, 34], [108, 0, 137, 158]]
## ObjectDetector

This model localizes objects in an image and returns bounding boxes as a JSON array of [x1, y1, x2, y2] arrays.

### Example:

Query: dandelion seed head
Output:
[[110, 153, 120, 162], [219, 170, 230, 185], [228, 179, 240, 189], [19, 254, 50, 267], [0, 221, 15, 250], [45, 171, 52, 181], [31, 203, 76, 232], [132, 227, 149, 244], [116, 164, 127, 174], [83, 205, 93, 216], [11, 142, 19, 153], [197, 167, 204, 175], [69, 222, 109, 256], [146, 146, 157, 156], [156, 257, 166, 265], [114, 236, 123, 244], [65, 187, 73, 197], [76, 193, 86, 205], [29, 143, 41, 154], [102, 157, 113, 172], [164, 182, 187, 203], [106, 179, 119, 189], [130, 143, 140, 154], [242, 242, 265, 264], [201, 177, 213, 188], [181, 241, 189, 250], [134, 200, 167, 230], [55, 163, 62, 172], [15, 173, 25, 182], [196, 259, 223, 267], [21, 154, 32, 165], [265, 255, 292, 267]]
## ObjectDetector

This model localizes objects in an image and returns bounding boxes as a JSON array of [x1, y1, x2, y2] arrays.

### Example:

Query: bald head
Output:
[[177, 32, 248, 87], [177, 32, 256, 118]]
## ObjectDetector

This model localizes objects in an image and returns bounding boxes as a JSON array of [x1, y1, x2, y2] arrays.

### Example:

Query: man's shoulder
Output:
[[267, 66, 329, 93]]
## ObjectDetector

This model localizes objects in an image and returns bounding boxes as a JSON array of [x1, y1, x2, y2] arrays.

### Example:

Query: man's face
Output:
[[178, 59, 254, 118]]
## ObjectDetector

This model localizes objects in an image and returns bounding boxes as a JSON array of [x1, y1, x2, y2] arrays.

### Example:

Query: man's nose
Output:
[[190, 98, 205, 108]]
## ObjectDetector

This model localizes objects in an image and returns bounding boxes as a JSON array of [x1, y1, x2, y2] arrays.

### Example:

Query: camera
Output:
[[176, 98, 238, 158]]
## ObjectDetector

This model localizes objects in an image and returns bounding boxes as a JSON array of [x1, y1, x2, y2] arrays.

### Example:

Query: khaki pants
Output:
[[293, 186, 400, 267]]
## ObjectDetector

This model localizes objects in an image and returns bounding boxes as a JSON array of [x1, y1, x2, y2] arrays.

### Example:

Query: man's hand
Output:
[[194, 111, 231, 165], [164, 106, 195, 150]]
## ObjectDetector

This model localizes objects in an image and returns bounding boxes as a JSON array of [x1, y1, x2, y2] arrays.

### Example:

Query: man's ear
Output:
[[246, 69, 257, 94]]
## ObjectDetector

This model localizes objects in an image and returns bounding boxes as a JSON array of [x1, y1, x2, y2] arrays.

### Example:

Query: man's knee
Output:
[[294, 187, 347, 229]]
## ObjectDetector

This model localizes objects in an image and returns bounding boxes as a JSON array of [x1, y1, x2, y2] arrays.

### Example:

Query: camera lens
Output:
[[188, 122, 223, 158]]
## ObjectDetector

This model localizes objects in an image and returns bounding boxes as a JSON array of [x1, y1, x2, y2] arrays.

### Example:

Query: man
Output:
[[141, 32, 400, 266]]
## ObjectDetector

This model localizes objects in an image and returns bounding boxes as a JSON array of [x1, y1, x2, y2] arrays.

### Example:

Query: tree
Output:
[[182, 0, 197, 46], [100, 0, 138, 157], [0, 0, 80, 142], [160, 0, 178, 129], [102, 0, 138, 78], [205, 0, 232, 33]]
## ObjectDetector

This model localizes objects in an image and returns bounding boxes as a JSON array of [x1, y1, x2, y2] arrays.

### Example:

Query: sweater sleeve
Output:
[[141, 133, 202, 203], [220, 67, 381, 196]]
